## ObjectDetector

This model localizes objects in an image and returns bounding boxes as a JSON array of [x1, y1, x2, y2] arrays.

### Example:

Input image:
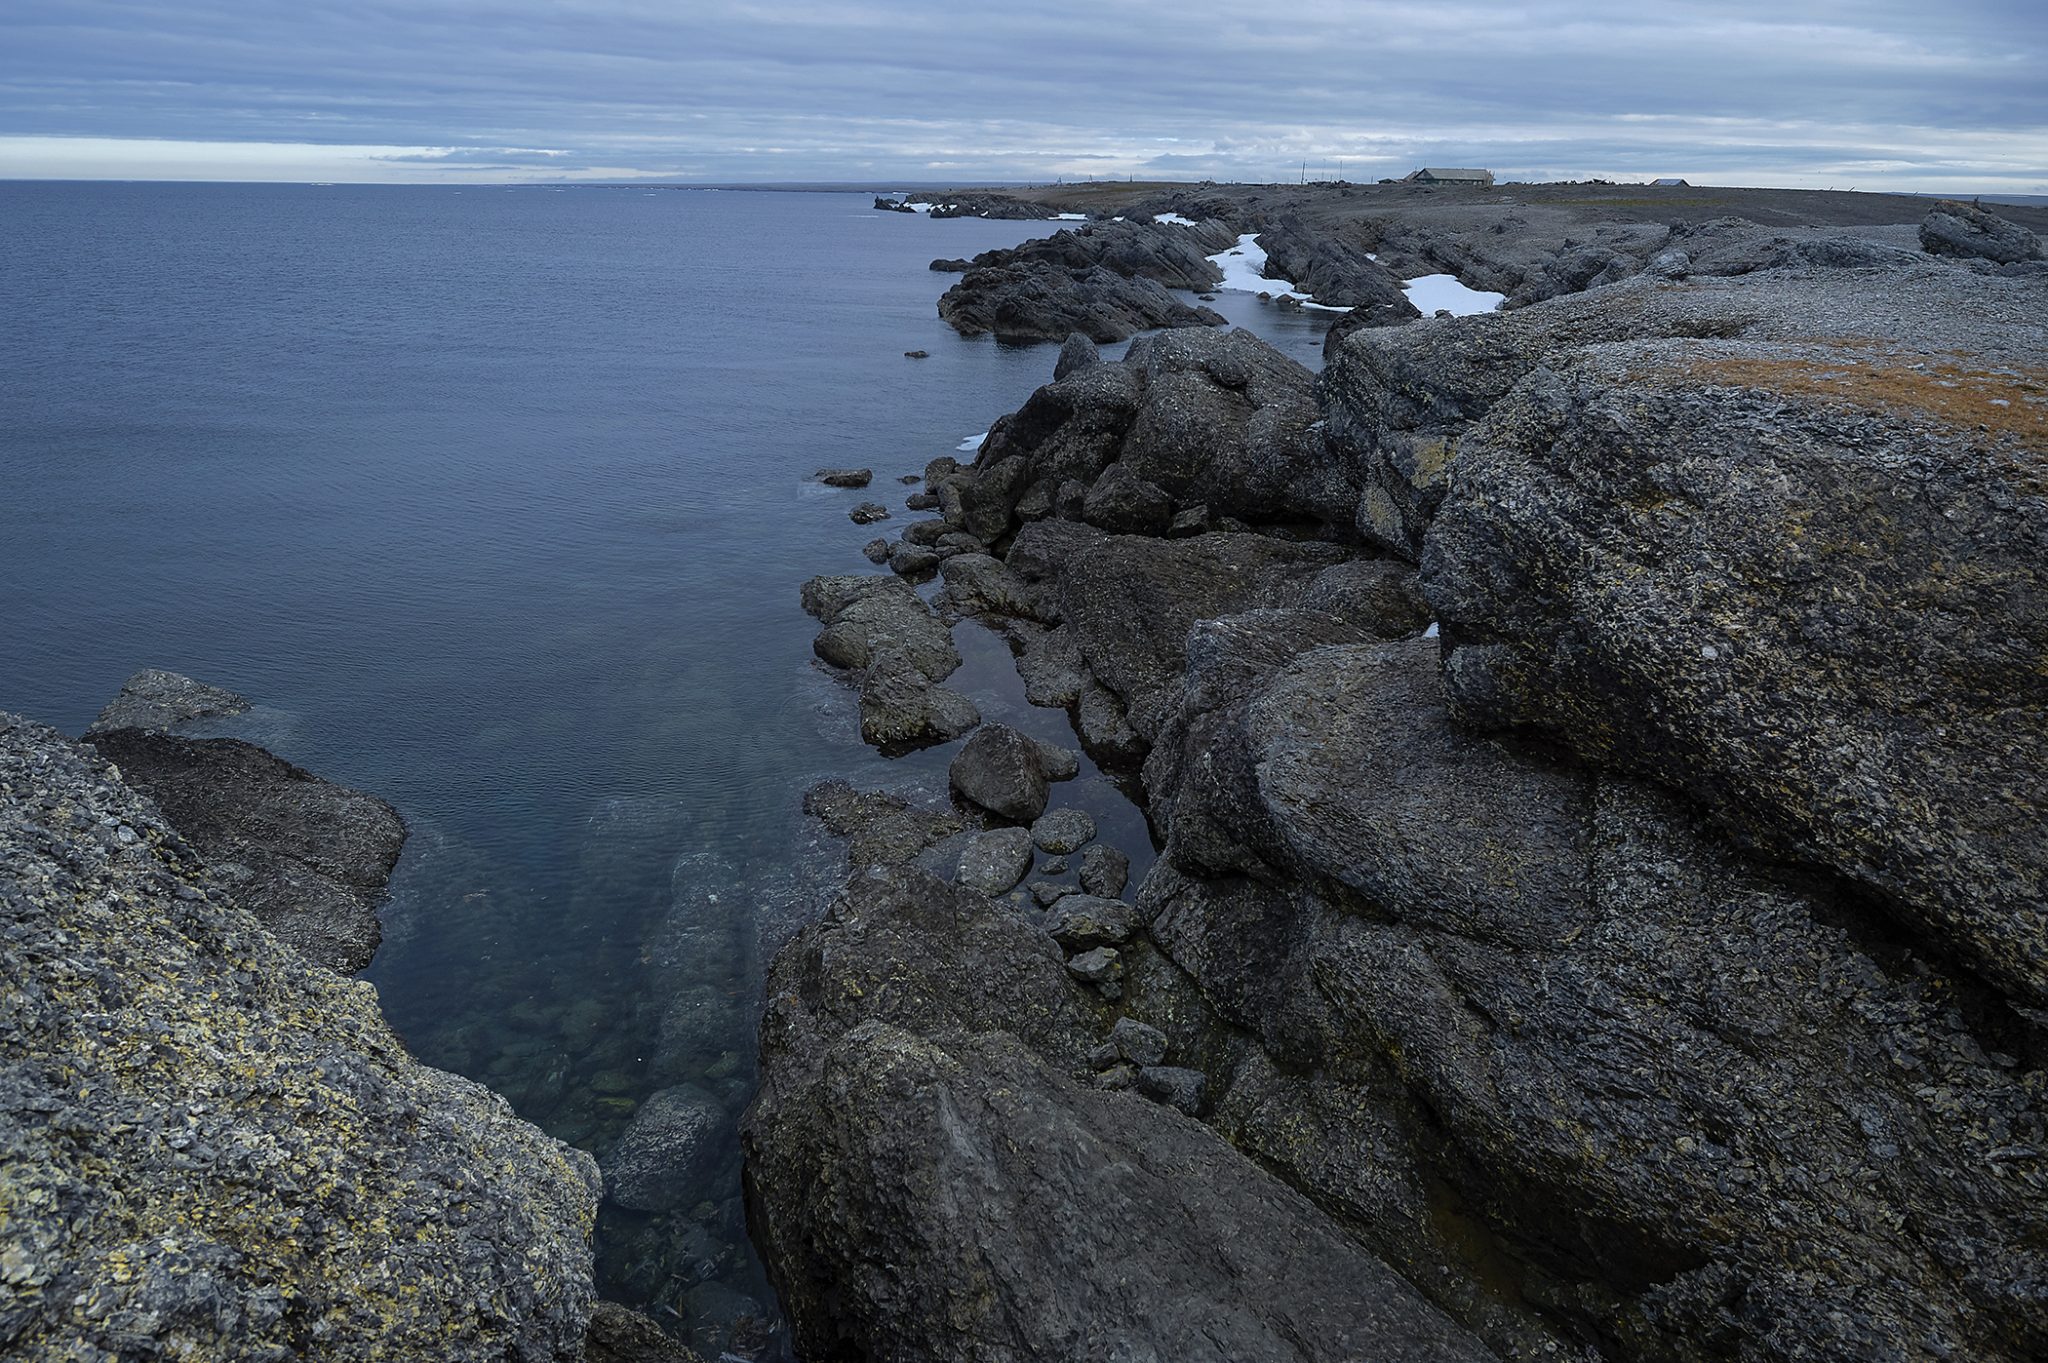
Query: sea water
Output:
[[0, 182, 1332, 1353]]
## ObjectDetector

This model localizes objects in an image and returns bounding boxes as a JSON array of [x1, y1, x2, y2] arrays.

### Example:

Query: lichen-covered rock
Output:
[[1423, 338, 2048, 1007], [83, 728, 405, 975], [0, 712, 599, 1362], [1320, 260, 2039, 559]]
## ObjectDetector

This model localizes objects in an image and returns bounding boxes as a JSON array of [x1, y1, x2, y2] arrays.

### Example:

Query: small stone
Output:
[[1030, 880, 1076, 908], [1111, 1018, 1168, 1067], [906, 492, 941, 511], [1030, 808, 1095, 854], [1078, 844, 1130, 898], [1137, 1066, 1207, 1117], [1065, 946, 1124, 998], [904, 349, 930, 359], [1039, 857, 1069, 875], [1167, 505, 1213, 538], [1087, 1042, 1119, 1070], [850, 502, 891, 524], [957, 827, 1036, 896], [1094, 1063, 1138, 1091], [899, 474, 922, 484], [818, 468, 874, 488], [1045, 894, 1139, 950], [861, 537, 892, 564]]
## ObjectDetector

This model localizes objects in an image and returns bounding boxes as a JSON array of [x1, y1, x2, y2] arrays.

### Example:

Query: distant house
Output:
[[1651, 178, 1691, 187], [1403, 167, 1495, 186]]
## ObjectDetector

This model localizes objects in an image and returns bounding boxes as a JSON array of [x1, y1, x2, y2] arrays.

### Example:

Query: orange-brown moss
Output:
[[1684, 349, 2048, 453]]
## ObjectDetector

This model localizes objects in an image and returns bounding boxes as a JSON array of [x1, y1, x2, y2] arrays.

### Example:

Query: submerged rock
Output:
[[0, 712, 599, 1361], [601, 1084, 729, 1214], [83, 727, 406, 975]]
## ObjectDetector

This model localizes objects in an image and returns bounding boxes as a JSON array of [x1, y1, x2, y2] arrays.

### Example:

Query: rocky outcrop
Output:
[[1322, 259, 2045, 558], [1423, 336, 2048, 1008], [0, 712, 600, 1361], [1138, 633, 2048, 1362], [1258, 214, 1418, 313], [936, 219, 1236, 343], [82, 727, 405, 975], [87, 667, 249, 733], [1920, 200, 2044, 264], [959, 326, 1357, 545], [801, 574, 979, 751], [743, 867, 1495, 1363], [938, 263, 1224, 344], [752, 208, 2048, 1363]]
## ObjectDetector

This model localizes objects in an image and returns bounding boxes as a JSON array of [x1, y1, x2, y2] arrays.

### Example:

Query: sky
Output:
[[1, 1, 2043, 191]]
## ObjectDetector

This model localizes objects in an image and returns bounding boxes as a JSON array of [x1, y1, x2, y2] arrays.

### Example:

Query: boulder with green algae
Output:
[[0, 712, 600, 1362]]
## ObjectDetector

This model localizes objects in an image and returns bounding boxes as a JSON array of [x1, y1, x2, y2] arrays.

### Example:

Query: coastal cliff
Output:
[[746, 202, 2047, 1362]]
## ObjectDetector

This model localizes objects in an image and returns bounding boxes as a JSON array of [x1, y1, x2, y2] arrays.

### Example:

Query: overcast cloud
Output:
[[1, 1, 2042, 189]]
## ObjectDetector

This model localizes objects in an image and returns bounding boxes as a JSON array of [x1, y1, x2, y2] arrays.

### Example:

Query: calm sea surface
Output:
[[0, 182, 1334, 1352]]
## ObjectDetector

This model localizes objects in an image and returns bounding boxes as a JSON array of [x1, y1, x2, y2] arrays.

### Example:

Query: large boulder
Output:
[[1920, 200, 2043, 264], [947, 722, 1073, 823], [1423, 337, 2048, 1008], [81, 728, 405, 975], [1036, 530, 1348, 746], [0, 712, 600, 1361], [742, 867, 1493, 1363]]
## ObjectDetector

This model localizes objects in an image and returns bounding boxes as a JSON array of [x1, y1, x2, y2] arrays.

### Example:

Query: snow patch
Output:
[[1203, 235, 1352, 311], [1422, 622, 1440, 639], [1402, 274, 1505, 316], [1054, 213, 1088, 221], [958, 432, 989, 453], [1155, 213, 1199, 227]]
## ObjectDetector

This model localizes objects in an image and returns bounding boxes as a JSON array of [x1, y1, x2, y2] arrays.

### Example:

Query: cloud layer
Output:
[[2, 1, 2042, 188]]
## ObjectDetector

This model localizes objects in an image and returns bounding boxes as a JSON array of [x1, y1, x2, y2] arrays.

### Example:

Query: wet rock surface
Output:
[[801, 574, 979, 751], [83, 726, 406, 975], [0, 712, 601, 1362]]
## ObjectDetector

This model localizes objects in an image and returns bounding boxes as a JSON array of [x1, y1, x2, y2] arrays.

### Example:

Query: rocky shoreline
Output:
[[747, 192, 2046, 1362], [4, 186, 2043, 1362]]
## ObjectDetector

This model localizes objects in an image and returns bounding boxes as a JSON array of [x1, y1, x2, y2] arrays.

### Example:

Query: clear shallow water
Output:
[[0, 183, 1339, 1353]]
